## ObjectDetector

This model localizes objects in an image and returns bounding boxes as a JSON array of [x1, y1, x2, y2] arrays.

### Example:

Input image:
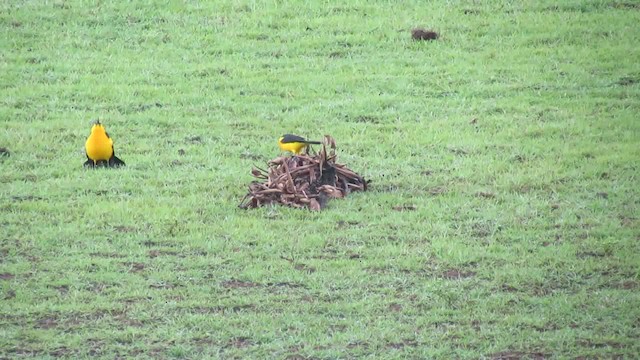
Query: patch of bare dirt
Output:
[[149, 282, 180, 289], [192, 336, 217, 346], [186, 135, 202, 143], [5, 348, 44, 357], [122, 262, 145, 273], [387, 339, 419, 349], [472, 222, 493, 237], [429, 186, 447, 196], [64, 309, 127, 328], [86, 282, 112, 293], [189, 304, 256, 314], [117, 316, 144, 327], [0, 273, 15, 280], [222, 279, 260, 288], [530, 323, 560, 332], [240, 152, 263, 160], [148, 250, 179, 258], [286, 355, 319, 360], [113, 225, 136, 232], [53, 284, 69, 295], [619, 215, 636, 227], [49, 347, 71, 357], [392, 204, 417, 211], [442, 269, 476, 279], [11, 195, 44, 201], [4, 289, 16, 299], [87, 338, 105, 356], [616, 76, 638, 85], [476, 191, 496, 198], [347, 341, 369, 349], [89, 252, 126, 258], [619, 280, 638, 289], [352, 115, 380, 123], [294, 263, 316, 273], [285, 354, 306, 360], [501, 284, 519, 292], [335, 220, 361, 228], [576, 250, 610, 258], [490, 351, 549, 359], [577, 339, 625, 349], [125, 348, 145, 357], [448, 147, 469, 155], [267, 282, 306, 289], [35, 317, 58, 329], [227, 337, 253, 348], [612, 2, 640, 9]]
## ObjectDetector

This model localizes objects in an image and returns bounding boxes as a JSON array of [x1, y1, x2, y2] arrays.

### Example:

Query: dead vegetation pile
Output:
[[240, 136, 368, 211]]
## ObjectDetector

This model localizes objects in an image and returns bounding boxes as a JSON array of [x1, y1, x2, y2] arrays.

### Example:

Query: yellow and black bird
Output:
[[84, 120, 125, 168], [278, 134, 321, 155]]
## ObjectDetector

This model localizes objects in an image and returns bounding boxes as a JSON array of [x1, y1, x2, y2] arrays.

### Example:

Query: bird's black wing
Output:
[[83, 154, 95, 168], [280, 134, 308, 143], [281, 134, 321, 144], [108, 145, 126, 167]]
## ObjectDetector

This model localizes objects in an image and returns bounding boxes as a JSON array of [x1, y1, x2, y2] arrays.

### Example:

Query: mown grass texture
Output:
[[1, 1, 639, 358]]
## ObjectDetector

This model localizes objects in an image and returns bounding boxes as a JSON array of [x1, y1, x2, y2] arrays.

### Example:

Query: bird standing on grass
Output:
[[278, 134, 321, 155], [84, 120, 126, 168]]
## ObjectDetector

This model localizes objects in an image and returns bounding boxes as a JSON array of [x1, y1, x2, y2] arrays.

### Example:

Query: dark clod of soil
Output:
[[392, 205, 417, 211], [239, 135, 368, 211], [411, 28, 439, 41], [0, 273, 15, 280], [0, 147, 10, 157], [617, 76, 638, 86], [476, 191, 496, 199]]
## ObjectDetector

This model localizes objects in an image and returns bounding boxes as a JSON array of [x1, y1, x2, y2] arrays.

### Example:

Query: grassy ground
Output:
[[1, 1, 639, 358]]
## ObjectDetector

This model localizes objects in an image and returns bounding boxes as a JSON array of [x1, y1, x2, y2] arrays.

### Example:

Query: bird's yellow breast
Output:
[[85, 126, 113, 162], [278, 139, 306, 155]]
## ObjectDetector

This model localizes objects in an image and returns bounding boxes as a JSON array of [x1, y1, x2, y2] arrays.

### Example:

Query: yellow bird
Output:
[[84, 120, 125, 168], [278, 134, 321, 155]]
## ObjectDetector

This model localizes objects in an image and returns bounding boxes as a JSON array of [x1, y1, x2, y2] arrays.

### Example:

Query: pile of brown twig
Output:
[[239, 136, 368, 211]]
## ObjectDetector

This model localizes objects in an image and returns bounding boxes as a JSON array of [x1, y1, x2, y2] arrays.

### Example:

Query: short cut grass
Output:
[[1, 1, 639, 358]]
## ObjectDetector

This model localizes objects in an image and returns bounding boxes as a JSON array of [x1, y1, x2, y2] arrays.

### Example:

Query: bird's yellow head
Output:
[[90, 120, 107, 135]]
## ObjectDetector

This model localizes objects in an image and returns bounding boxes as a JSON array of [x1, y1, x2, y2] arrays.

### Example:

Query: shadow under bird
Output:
[[84, 120, 126, 168]]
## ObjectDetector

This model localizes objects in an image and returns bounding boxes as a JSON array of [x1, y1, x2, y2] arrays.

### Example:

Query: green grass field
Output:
[[1, 1, 639, 358]]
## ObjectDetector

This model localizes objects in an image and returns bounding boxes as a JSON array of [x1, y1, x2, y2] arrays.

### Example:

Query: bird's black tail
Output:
[[305, 141, 322, 145], [109, 155, 126, 167]]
